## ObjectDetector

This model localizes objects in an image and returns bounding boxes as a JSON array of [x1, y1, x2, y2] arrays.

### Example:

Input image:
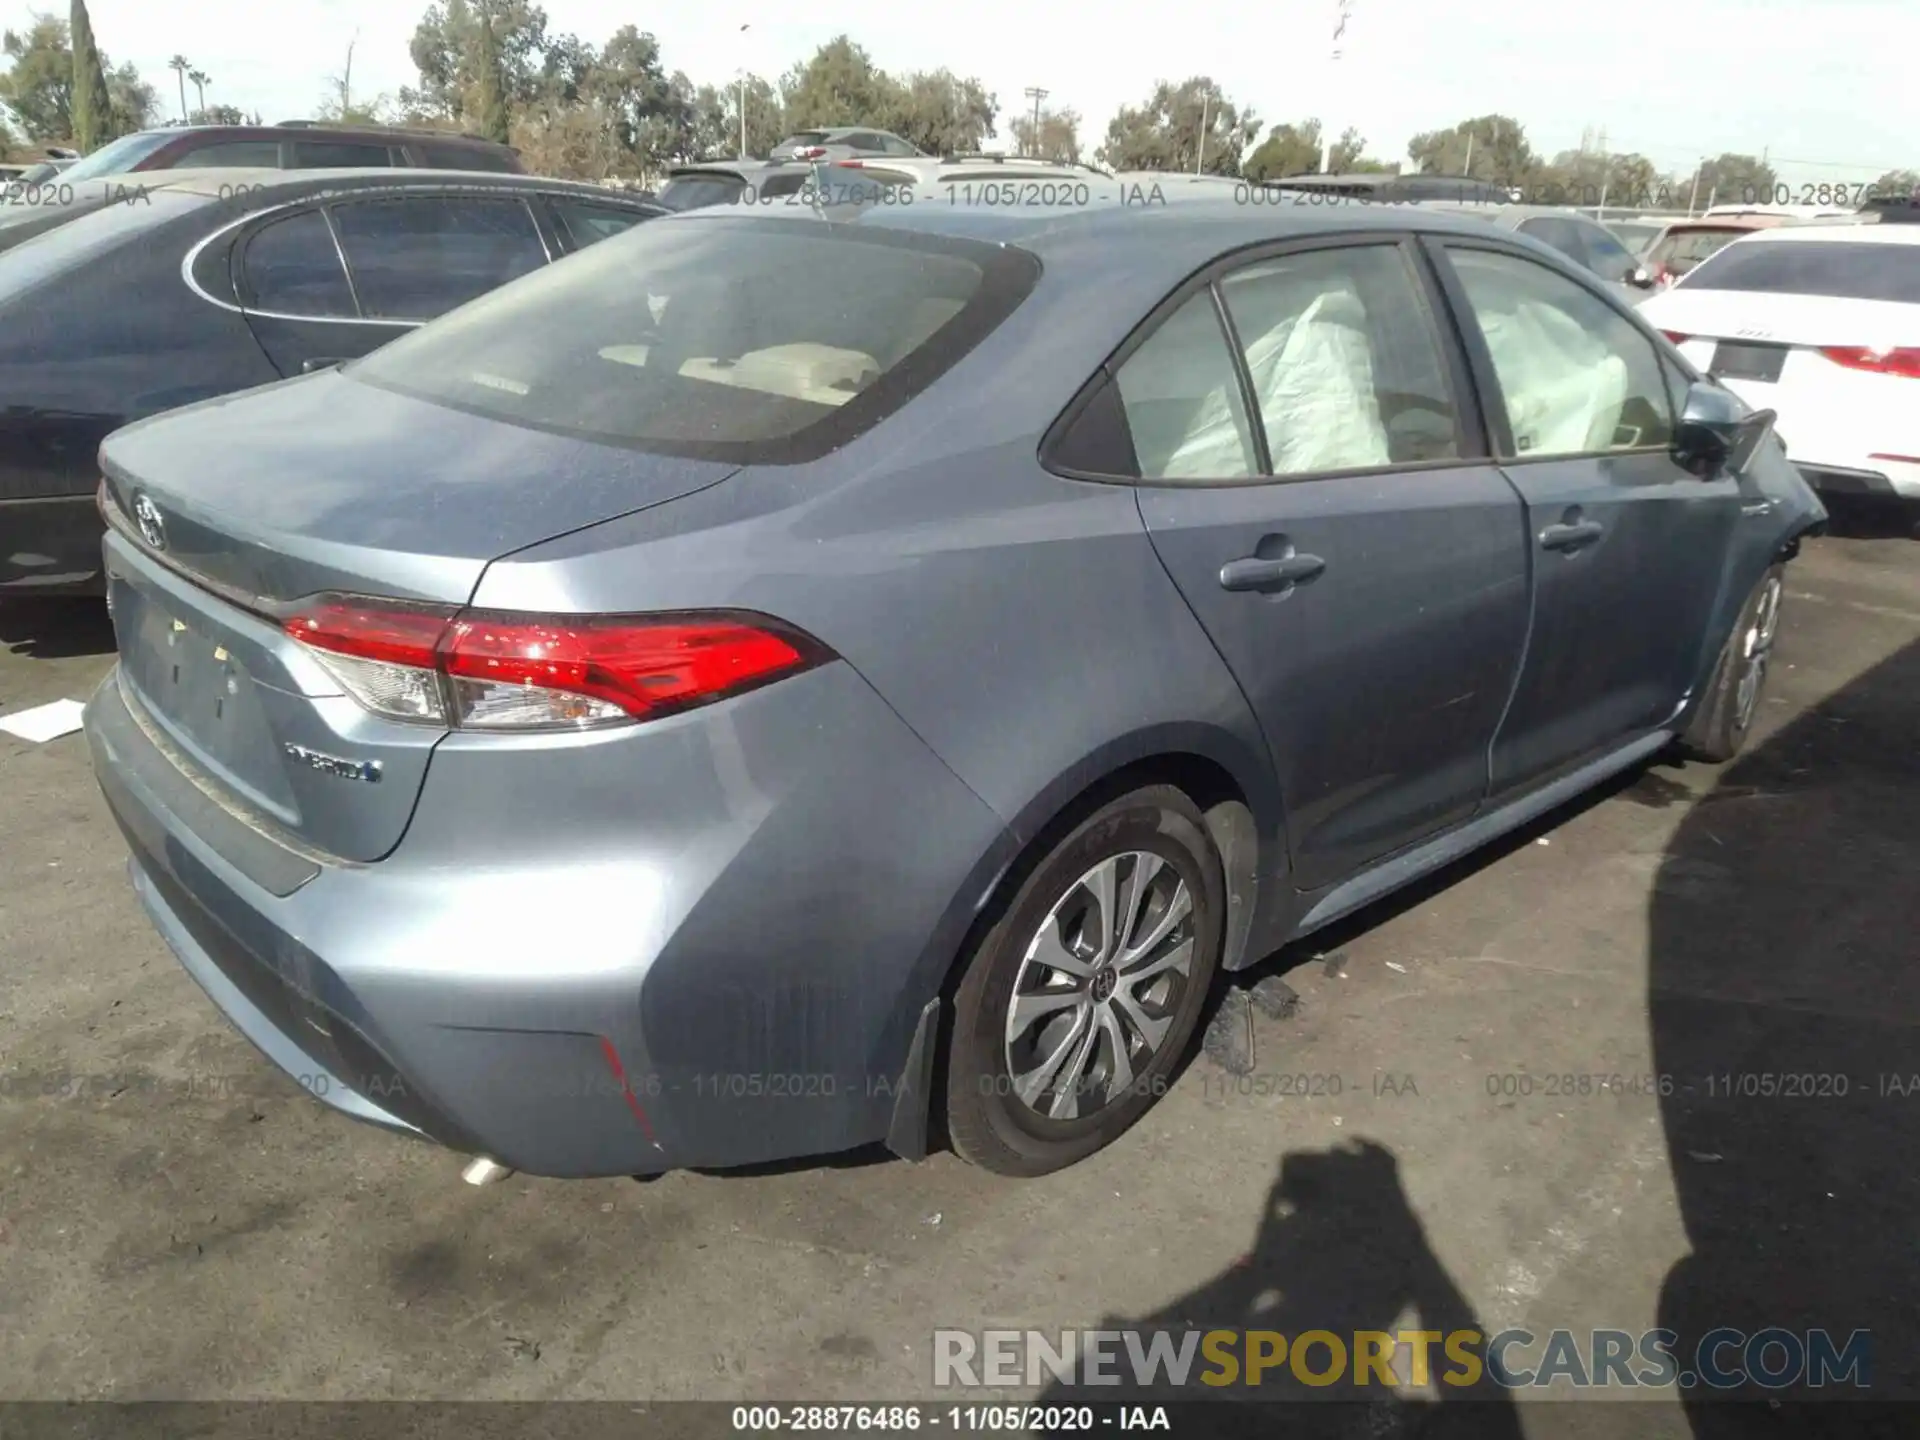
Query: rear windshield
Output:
[[656, 174, 748, 211], [59, 132, 178, 183], [350, 215, 1040, 462], [1681, 239, 1920, 302], [0, 190, 213, 308], [1651, 226, 1748, 272]]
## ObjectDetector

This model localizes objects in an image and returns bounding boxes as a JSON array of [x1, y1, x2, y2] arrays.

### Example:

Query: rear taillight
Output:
[[1819, 346, 1920, 379], [283, 597, 830, 731], [1660, 330, 1691, 345]]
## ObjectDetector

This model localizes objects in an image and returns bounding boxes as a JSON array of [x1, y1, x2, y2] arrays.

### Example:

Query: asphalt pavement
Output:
[[1, 515, 1916, 1437]]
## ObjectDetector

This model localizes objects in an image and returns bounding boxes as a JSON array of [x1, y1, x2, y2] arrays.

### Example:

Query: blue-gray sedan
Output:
[[84, 190, 1825, 1179]]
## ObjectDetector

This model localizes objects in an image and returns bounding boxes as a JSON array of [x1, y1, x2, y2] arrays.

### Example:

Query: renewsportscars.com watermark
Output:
[[933, 1328, 1872, 1392]]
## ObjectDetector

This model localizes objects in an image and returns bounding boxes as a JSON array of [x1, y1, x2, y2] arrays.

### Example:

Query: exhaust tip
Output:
[[461, 1156, 516, 1186]]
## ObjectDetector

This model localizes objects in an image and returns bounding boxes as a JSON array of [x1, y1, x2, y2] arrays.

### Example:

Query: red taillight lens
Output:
[[441, 613, 817, 729], [282, 599, 828, 731], [1819, 346, 1920, 379], [1660, 330, 1691, 345]]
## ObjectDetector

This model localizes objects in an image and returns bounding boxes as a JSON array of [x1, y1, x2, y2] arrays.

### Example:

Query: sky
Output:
[[9, 0, 1916, 188]]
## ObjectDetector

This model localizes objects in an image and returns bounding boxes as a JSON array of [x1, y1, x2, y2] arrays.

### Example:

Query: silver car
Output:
[[85, 191, 1823, 1182]]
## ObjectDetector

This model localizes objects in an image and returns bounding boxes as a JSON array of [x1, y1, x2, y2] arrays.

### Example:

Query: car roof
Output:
[[125, 122, 511, 148], [135, 166, 654, 201], [1708, 221, 1920, 246], [662, 183, 1541, 284]]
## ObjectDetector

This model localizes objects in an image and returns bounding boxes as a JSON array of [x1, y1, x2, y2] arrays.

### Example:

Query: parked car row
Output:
[[1, 168, 660, 594], [56, 165, 1823, 1182]]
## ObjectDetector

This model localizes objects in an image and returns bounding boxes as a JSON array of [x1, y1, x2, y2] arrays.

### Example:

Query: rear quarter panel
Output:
[[467, 279, 1289, 969]]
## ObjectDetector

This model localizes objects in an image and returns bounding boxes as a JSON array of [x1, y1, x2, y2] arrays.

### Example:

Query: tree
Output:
[[473, 4, 510, 144], [1010, 105, 1082, 164], [107, 59, 155, 133], [1, 16, 74, 140], [1407, 114, 1536, 187], [1243, 120, 1393, 182], [686, 74, 780, 159], [187, 66, 207, 115], [69, 0, 108, 149], [1538, 147, 1662, 208], [886, 69, 994, 156], [778, 35, 897, 134], [166, 53, 187, 123], [402, 0, 550, 122], [1095, 77, 1257, 176], [1, 13, 148, 143], [587, 25, 683, 169], [192, 103, 245, 125], [1689, 152, 1778, 209], [1873, 168, 1918, 201]]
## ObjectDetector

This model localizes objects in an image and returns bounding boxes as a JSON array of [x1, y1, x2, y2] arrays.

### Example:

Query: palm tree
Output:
[[168, 55, 190, 123], [188, 69, 210, 119]]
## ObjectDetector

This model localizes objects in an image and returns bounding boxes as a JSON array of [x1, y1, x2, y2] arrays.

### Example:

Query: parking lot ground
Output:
[[2, 525, 1918, 1434]]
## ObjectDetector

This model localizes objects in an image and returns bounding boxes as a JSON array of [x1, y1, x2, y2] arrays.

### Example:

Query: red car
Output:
[[53, 122, 522, 183]]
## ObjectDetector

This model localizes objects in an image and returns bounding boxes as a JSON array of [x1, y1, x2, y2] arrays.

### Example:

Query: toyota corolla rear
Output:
[[85, 213, 1037, 1177], [1644, 228, 1920, 499]]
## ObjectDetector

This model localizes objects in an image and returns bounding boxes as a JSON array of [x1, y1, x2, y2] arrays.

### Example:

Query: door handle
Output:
[[1539, 518, 1604, 552], [1219, 553, 1327, 592]]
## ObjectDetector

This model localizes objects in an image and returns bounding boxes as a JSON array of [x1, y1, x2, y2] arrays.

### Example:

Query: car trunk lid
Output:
[[99, 370, 738, 862]]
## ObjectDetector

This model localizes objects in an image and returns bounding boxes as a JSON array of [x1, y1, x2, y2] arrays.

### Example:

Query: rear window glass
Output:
[[349, 216, 1039, 462], [0, 190, 212, 309], [58, 131, 178, 182], [1651, 227, 1747, 271], [420, 142, 520, 174], [1681, 239, 1920, 302], [655, 175, 747, 212]]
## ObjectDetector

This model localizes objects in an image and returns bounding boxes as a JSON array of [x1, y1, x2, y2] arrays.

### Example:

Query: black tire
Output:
[[1680, 562, 1786, 764], [945, 784, 1225, 1177]]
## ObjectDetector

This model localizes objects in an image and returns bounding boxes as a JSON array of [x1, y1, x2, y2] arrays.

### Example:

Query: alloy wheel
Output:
[[1734, 574, 1784, 730], [1004, 851, 1196, 1121]]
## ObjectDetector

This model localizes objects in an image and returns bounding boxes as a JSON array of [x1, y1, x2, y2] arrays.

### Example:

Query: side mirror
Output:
[[1672, 381, 1777, 477], [1628, 265, 1655, 289]]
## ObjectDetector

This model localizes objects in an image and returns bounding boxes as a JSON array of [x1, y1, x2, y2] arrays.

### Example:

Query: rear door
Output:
[[233, 204, 401, 375], [1429, 239, 1742, 799], [1095, 236, 1532, 892], [236, 192, 553, 376]]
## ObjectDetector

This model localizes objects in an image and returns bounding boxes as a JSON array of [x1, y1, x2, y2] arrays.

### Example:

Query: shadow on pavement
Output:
[[0, 595, 115, 660], [1653, 638, 1920, 1434], [1031, 1138, 1525, 1438]]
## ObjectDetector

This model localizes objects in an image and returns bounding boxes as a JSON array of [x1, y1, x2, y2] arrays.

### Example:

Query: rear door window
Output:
[[292, 141, 394, 169], [178, 140, 282, 169], [550, 198, 652, 250], [1651, 227, 1745, 275], [418, 142, 519, 174], [329, 195, 547, 319], [240, 208, 356, 317], [1219, 243, 1462, 472], [1680, 239, 1920, 302], [1113, 291, 1259, 481]]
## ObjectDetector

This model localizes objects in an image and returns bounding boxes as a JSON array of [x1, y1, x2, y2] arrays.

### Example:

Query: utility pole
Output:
[[1688, 158, 1703, 217], [1195, 92, 1210, 174], [1320, 0, 1354, 174], [737, 25, 751, 160], [1023, 86, 1049, 158]]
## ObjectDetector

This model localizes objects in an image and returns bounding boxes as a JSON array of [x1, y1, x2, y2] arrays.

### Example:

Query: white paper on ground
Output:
[[0, 698, 87, 743]]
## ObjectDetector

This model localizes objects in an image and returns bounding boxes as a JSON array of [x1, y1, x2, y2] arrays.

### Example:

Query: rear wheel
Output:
[[1681, 563, 1786, 764], [945, 785, 1224, 1176]]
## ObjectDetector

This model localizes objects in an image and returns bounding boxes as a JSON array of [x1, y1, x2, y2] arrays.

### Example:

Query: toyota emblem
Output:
[[132, 492, 166, 551]]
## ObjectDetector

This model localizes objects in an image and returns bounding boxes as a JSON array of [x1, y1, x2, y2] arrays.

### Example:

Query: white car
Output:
[[1639, 224, 1920, 501]]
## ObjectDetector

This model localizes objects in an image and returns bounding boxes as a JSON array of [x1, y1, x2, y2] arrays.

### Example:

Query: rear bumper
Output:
[[1, 494, 104, 595], [86, 659, 1012, 1178], [1796, 463, 1920, 501]]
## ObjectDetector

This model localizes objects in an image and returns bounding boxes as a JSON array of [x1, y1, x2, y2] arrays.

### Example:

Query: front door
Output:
[[1118, 238, 1532, 892], [1430, 241, 1742, 799]]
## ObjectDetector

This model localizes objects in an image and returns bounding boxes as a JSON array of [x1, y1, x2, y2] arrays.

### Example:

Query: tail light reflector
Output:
[[1819, 346, 1920, 379], [283, 597, 830, 730], [1660, 330, 1691, 345]]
